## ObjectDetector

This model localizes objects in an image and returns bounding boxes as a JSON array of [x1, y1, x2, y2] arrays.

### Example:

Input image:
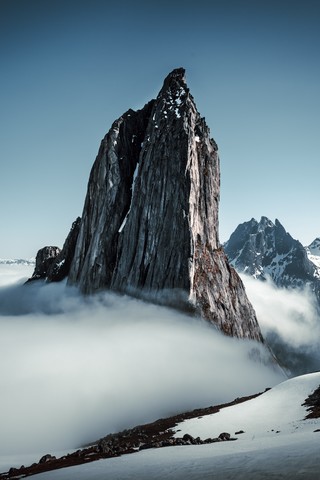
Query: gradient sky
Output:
[[1, 0, 319, 258]]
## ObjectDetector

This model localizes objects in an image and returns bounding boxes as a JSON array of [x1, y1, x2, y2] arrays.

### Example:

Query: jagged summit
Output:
[[307, 237, 320, 256], [29, 69, 263, 342], [162, 67, 186, 86], [305, 237, 320, 279], [224, 216, 320, 291]]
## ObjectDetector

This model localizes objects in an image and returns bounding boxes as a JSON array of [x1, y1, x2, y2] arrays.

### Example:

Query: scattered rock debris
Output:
[[303, 384, 320, 419], [0, 391, 263, 479]]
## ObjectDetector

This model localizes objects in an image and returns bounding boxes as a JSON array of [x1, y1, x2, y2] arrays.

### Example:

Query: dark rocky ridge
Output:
[[29, 68, 262, 341], [2, 382, 319, 478], [46, 217, 81, 282], [27, 246, 61, 282], [224, 216, 320, 305], [0, 391, 263, 479], [27, 218, 81, 283]]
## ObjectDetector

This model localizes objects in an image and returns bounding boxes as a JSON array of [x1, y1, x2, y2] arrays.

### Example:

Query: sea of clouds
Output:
[[0, 265, 284, 459], [241, 274, 320, 376]]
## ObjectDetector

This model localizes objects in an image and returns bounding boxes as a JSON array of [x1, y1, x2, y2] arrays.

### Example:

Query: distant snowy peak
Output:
[[224, 217, 318, 290], [305, 238, 320, 278], [0, 258, 35, 266], [307, 237, 320, 256]]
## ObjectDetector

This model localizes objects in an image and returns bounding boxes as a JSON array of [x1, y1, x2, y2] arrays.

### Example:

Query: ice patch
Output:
[[118, 215, 128, 233], [118, 163, 139, 233]]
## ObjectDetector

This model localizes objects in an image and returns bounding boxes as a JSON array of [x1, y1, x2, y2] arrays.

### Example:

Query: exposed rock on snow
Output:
[[303, 384, 320, 419], [0, 391, 261, 479], [39, 454, 56, 464], [174, 372, 320, 441], [305, 237, 320, 279], [1, 374, 320, 479]]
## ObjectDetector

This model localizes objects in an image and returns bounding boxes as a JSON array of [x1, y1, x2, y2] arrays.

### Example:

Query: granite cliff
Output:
[[30, 68, 263, 341]]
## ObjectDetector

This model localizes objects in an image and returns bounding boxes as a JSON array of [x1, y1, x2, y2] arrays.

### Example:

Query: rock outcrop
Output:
[[28, 246, 61, 281], [65, 68, 262, 341], [28, 217, 81, 282], [305, 238, 320, 279], [47, 217, 81, 282]]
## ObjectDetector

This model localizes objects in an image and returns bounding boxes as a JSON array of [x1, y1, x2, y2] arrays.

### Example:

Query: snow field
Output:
[[28, 373, 320, 479]]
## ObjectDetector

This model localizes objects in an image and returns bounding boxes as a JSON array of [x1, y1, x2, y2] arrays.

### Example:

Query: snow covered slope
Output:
[[14, 373, 320, 480], [305, 237, 320, 279], [174, 372, 320, 441]]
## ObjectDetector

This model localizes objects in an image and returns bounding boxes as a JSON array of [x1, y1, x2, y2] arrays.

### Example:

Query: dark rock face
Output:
[[67, 68, 262, 341], [307, 238, 320, 257], [305, 238, 320, 283], [28, 246, 61, 281], [39, 454, 56, 464], [47, 217, 81, 282], [68, 101, 154, 291], [224, 216, 319, 294], [28, 218, 81, 282]]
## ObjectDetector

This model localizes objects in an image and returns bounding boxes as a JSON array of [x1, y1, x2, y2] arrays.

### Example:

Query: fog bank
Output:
[[0, 267, 283, 457], [241, 274, 320, 375]]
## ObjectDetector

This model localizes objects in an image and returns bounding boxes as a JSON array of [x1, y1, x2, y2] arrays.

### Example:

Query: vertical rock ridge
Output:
[[54, 68, 261, 341], [68, 101, 155, 292]]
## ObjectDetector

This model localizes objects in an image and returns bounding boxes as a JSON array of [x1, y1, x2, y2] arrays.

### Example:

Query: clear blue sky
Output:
[[1, 0, 319, 258]]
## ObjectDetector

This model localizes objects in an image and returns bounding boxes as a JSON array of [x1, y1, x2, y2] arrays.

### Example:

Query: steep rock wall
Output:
[[67, 68, 262, 341]]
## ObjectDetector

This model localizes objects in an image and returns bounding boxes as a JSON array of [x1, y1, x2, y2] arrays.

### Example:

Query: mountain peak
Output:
[[259, 216, 274, 228], [163, 67, 186, 85], [160, 68, 187, 103], [30, 69, 263, 342], [225, 217, 319, 289], [307, 237, 320, 254]]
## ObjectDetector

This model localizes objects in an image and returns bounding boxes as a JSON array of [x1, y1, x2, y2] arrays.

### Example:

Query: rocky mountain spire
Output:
[[65, 68, 262, 341], [28, 69, 262, 341]]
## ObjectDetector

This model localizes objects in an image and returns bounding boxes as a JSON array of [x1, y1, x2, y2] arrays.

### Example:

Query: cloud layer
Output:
[[241, 274, 320, 375], [0, 266, 283, 457]]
